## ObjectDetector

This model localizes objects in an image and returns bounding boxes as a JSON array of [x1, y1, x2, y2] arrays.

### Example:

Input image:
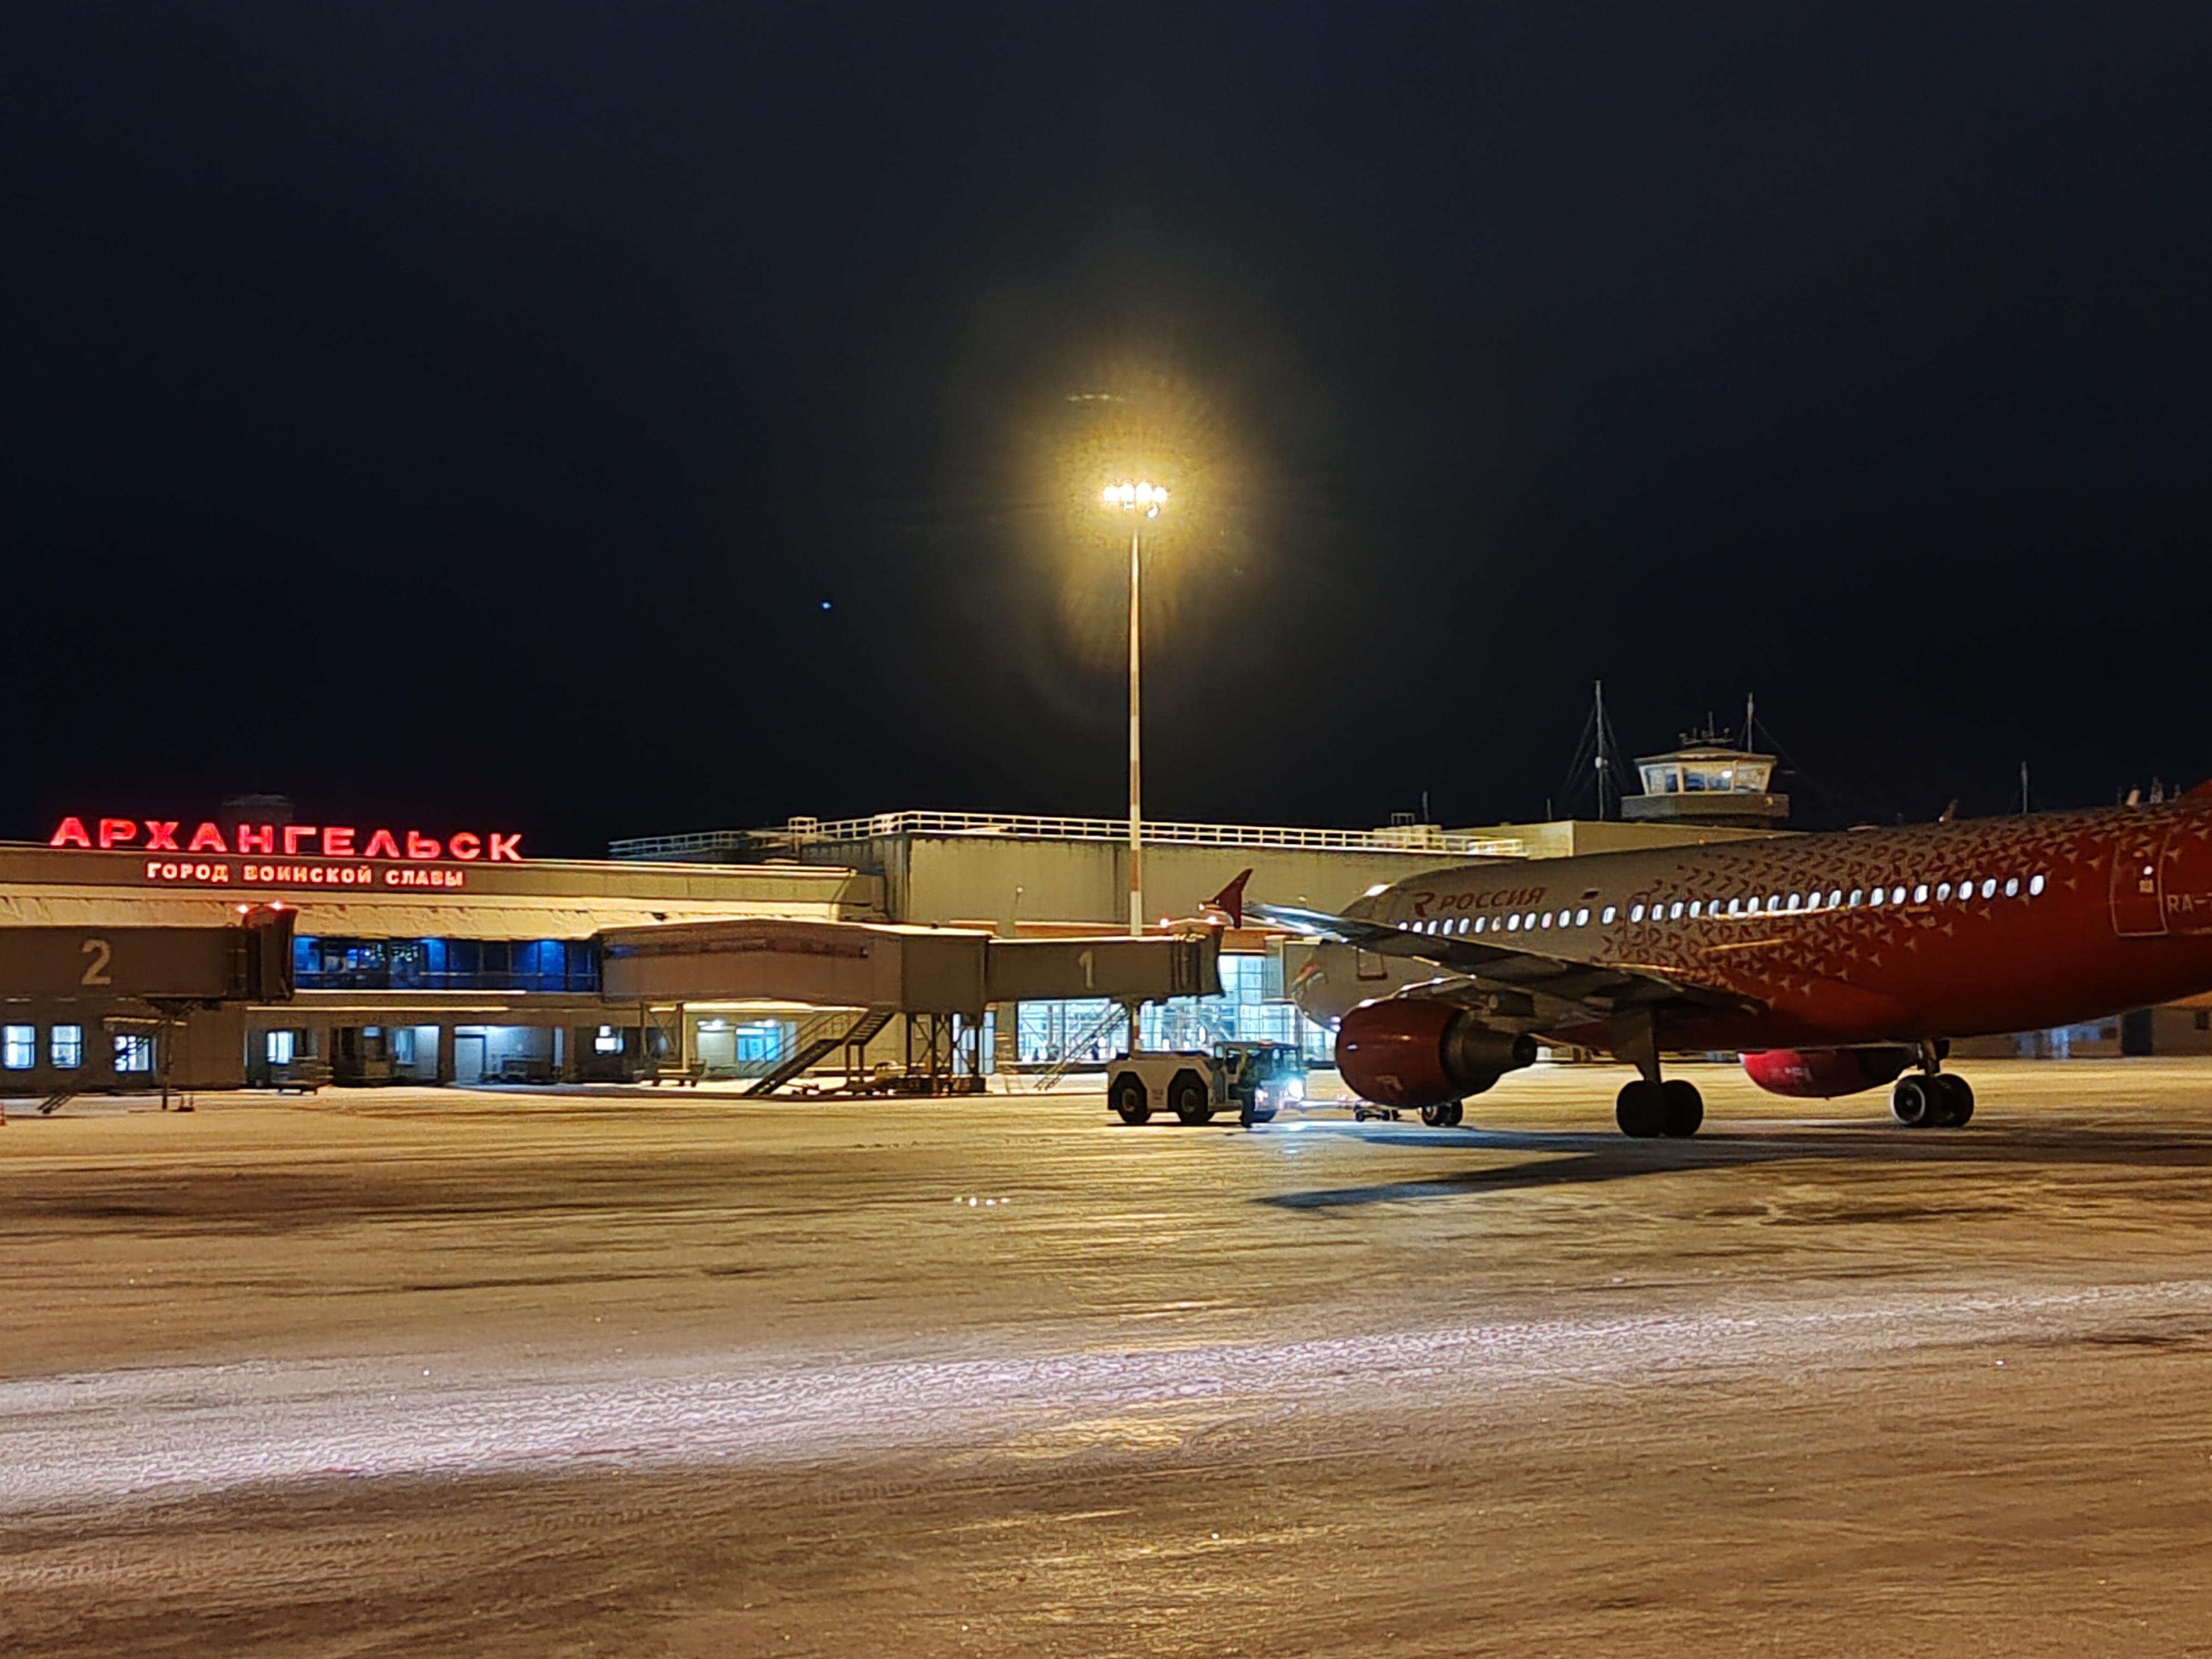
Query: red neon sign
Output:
[[51, 817, 523, 863]]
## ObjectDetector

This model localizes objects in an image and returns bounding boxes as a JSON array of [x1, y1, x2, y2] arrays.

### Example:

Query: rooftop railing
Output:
[[611, 812, 1526, 862]]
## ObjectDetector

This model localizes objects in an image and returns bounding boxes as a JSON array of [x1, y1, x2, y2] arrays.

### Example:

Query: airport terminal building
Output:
[[9, 790, 2192, 1101], [1, 803, 1767, 1098]]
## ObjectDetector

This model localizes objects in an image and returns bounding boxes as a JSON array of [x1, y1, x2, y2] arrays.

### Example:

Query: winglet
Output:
[[1206, 869, 1253, 929]]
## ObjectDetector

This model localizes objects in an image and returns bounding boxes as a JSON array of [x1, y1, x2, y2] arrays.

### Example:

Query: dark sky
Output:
[[8, 5, 2211, 854]]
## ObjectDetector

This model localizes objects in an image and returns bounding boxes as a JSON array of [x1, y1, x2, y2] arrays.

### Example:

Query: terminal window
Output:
[[266, 1030, 297, 1065], [1, 1025, 33, 1070], [113, 1034, 154, 1074], [50, 1025, 83, 1069]]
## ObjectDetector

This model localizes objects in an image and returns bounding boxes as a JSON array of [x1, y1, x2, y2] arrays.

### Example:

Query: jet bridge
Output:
[[597, 919, 1220, 1094]]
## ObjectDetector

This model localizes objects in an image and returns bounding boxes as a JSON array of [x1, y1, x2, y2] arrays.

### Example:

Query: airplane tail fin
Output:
[[1205, 869, 1253, 929]]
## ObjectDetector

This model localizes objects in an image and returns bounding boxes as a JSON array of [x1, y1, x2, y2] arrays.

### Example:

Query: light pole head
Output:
[[1102, 481, 1168, 519]]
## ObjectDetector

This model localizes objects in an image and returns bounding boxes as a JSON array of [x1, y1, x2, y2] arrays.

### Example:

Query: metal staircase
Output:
[[745, 1006, 895, 1097], [1025, 1003, 1132, 1094]]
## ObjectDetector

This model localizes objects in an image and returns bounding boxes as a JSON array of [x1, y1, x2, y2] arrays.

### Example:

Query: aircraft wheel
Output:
[[1936, 1073, 1975, 1127], [1171, 1072, 1215, 1125], [1615, 1079, 1666, 1138], [1111, 1077, 1151, 1125], [1891, 1074, 1944, 1128], [1660, 1079, 1704, 1138], [1442, 1100, 1465, 1128], [1419, 1103, 1448, 1127]]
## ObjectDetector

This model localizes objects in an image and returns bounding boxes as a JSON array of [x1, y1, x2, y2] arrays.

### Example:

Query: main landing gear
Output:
[[1418, 1101, 1465, 1128], [1616, 1077, 1704, 1139], [1892, 1042, 1974, 1127], [1611, 1011, 1701, 1138]]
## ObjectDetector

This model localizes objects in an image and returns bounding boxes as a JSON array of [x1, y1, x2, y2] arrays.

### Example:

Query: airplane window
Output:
[[2030, 874, 2047, 896], [1559, 909, 1573, 927], [2005, 877, 2020, 898], [1540, 912, 1553, 929], [1890, 886, 1907, 905], [1525, 912, 1539, 930], [1848, 889, 1863, 907], [1871, 887, 1885, 906], [1913, 884, 1928, 905], [1668, 901, 1682, 920], [1507, 914, 1521, 931], [1688, 900, 1701, 918], [1630, 904, 1645, 923], [1748, 896, 1762, 913], [1937, 882, 1952, 901], [1727, 898, 1741, 915], [1768, 894, 1782, 912], [1575, 907, 1590, 926], [1601, 906, 1617, 924], [1957, 877, 1973, 901], [1473, 917, 1486, 933], [1980, 878, 1996, 899], [1785, 893, 1800, 912], [1828, 889, 1842, 908]]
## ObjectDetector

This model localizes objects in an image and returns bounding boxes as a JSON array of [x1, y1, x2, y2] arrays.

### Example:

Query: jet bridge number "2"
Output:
[[81, 938, 113, 987]]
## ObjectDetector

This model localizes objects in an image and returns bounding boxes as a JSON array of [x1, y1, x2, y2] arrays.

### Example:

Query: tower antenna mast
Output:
[[1594, 680, 1613, 821]]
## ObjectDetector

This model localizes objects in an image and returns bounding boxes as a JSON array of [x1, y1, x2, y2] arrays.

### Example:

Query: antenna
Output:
[[1744, 691, 1756, 751], [2019, 760, 2030, 815], [1594, 680, 1612, 822]]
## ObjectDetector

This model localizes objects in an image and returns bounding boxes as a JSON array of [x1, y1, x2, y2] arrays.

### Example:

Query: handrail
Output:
[[612, 812, 1525, 862]]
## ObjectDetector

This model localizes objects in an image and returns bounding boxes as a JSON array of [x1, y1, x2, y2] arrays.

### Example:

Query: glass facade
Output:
[[291, 936, 600, 993], [1013, 954, 1336, 1068]]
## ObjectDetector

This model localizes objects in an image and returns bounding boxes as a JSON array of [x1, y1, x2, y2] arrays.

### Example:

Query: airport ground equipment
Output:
[[1106, 1040, 1305, 1126]]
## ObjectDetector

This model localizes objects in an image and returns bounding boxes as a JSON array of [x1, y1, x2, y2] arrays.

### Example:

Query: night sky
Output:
[[8, 7, 2211, 855]]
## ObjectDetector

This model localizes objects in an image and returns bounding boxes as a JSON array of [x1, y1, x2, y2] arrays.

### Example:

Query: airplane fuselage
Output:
[[1313, 797, 2212, 1054]]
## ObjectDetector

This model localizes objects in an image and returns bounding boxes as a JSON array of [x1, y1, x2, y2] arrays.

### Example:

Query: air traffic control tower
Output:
[[1621, 736, 1791, 831]]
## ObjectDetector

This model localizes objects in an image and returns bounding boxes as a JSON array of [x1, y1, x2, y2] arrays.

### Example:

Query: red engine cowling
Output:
[[1742, 1046, 1914, 1099], [1336, 998, 1538, 1108]]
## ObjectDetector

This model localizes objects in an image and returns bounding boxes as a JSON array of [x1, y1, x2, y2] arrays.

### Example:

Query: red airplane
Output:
[[1236, 789, 2212, 1136]]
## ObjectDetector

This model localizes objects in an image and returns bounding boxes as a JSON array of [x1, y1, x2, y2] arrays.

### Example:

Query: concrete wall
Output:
[[832, 836, 1504, 930]]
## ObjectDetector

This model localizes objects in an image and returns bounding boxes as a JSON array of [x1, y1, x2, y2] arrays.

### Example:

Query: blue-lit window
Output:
[[113, 1034, 154, 1074], [2, 1025, 33, 1070], [287, 935, 599, 992], [51, 1025, 83, 1070]]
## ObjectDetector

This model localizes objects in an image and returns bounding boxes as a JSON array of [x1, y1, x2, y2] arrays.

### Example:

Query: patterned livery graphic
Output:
[[1263, 794, 2212, 1136]]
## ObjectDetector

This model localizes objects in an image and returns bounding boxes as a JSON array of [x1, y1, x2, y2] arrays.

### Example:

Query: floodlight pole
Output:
[[1128, 519, 1144, 937]]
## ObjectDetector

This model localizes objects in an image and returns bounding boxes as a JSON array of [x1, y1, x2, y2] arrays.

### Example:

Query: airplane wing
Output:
[[1247, 899, 1761, 1019]]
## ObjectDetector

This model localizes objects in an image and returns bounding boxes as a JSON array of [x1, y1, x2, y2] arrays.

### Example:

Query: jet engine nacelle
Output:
[[1741, 1046, 1915, 1099], [1336, 998, 1538, 1108]]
